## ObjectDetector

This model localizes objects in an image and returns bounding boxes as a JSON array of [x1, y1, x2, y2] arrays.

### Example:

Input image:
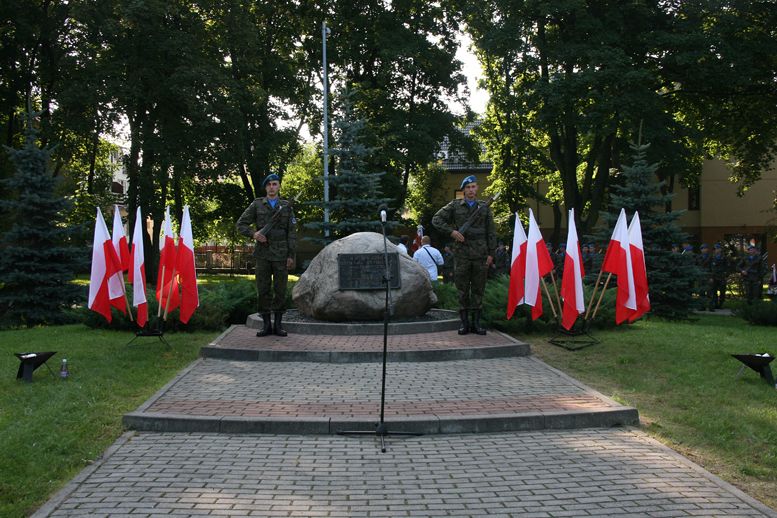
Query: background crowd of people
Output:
[[395, 232, 774, 309]]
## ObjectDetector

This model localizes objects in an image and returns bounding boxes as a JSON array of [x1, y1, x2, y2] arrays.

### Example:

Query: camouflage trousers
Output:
[[454, 256, 489, 311], [255, 257, 288, 313], [710, 278, 727, 309], [744, 279, 762, 304]]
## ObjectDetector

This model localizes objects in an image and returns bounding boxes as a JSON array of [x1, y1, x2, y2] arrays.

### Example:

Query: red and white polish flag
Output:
[[602, 208, 636, 324], [525, 209, 555, 320], [560, 208, 585, 330], [88, 207, 123, 322], [627, 211, 650, 322], [506, 212, 527, 320], [177, 206, 199, 324], [156, 206, 180, 313], [108, 205, 129, 313], [128, 207, 148, 328], [411, 225, 423, 254]]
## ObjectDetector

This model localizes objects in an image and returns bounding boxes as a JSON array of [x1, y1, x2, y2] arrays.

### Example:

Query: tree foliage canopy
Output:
[[0, 112, 84, 326], [456, 0, 777, 233]]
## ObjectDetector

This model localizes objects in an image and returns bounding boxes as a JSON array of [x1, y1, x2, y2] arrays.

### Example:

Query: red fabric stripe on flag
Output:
[[177, 244, 198, 323]]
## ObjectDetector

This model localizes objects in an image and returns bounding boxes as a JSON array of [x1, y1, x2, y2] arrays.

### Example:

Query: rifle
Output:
[[458, 192, 500, 234], [257, 193, 300, 241]]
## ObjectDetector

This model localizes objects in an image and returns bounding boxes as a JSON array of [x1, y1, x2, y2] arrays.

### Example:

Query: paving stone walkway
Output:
[[36, 429, 775, 517], [31, 326, 777, 517]]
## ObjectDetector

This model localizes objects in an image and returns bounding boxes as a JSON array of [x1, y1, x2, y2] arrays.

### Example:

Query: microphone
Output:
[[379, 204, 388, 223]]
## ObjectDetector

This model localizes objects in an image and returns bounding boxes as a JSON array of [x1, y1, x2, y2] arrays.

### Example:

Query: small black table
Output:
[[15, 352, 57, 382], [732, 353, 775, 386]]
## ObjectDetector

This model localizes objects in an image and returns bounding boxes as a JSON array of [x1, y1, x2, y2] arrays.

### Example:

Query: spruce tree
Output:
[[0, 112, 85, 326], [600, 141, 699, 319], [306, 91, 393, 242]]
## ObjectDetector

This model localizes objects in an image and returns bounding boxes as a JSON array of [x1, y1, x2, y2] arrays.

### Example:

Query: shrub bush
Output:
[[82, 278, 286, 332], [437, 275, 622, 334], [733, 300, 777, 326]]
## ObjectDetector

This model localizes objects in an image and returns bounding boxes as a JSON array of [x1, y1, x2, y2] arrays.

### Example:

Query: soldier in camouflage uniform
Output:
[[710, 243, 729, 309], [738, 244, 764, 304], [237, 174, 297, 337], [696, 244, 712, 310], [432, 175, 496, 335]]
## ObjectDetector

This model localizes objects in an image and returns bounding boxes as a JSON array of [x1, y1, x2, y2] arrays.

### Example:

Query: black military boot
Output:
[[458, 309, 470, 335], [471, 310, 487, 335], [274, 311, 287, 337], [256, 313, 272, 337]]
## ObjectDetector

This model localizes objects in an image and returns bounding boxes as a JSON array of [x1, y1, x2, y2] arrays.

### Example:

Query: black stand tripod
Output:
[[548, 318, 599, 350], [338, 210, 423, 452], [126, 317, 171, 347]]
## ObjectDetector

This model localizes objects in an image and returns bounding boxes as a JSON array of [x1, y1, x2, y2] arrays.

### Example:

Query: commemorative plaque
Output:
[[338, 253, 401, 290]]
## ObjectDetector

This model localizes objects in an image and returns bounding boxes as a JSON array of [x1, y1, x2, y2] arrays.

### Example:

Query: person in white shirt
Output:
[[396, 235, 409, 255], [413, 236, 444, 283]]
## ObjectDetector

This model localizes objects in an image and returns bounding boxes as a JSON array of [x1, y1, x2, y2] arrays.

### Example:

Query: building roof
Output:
[[438, 121, 492, 172]]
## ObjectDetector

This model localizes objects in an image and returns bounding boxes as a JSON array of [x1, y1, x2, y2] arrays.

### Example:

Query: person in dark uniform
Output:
[[710, 243, 729, 309], [493, 241, 509, 277], [554, 243, 566, 280], [739, 244, 764, 304], [237, 174, 297, 337], [432, 175, 496, 335], [696, 243, 712, 309]]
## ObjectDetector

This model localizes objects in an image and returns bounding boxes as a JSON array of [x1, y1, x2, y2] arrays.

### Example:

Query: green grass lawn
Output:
[[0, 325, 216, 517], [525, 313, 777, 510]]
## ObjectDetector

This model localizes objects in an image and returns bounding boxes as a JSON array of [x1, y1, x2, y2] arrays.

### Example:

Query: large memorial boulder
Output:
[[292, 232, 437, 321]]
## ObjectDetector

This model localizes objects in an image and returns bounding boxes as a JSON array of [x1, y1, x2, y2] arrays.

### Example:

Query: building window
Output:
[[688, 187, 700, 211]]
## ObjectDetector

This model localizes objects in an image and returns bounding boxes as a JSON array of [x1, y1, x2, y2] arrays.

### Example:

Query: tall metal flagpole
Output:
[[322, 21, 331, 241]]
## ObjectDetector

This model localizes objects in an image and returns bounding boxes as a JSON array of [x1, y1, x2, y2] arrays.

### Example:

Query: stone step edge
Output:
[[200, 342, 531, 363], [246, 311, 461, 335], [123, 407, 639, 435]]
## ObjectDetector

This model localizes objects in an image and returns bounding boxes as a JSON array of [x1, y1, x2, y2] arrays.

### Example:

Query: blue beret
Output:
[[262, 174, 280, 187], [700, 243, 709, 249], [713, 243, 722, 249], [460, 175, 477, 190]]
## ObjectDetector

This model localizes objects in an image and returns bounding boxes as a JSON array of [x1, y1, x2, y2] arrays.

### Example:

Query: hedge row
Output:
[[80, 275, 650, 333]]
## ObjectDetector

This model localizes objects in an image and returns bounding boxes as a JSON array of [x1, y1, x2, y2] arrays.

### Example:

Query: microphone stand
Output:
[[338, 210, 422, 452]]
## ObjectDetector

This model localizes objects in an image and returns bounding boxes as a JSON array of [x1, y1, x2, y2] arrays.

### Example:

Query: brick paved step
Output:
[[202, 325, 531, 362], [246, 309, 461, 335], [124, 356, 639, 434]]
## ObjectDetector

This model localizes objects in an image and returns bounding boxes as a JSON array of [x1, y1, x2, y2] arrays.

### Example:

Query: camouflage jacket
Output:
[[697, 253, 712, 273], [710, 254, 729, 279], [432, 198, 497, 260], [739, 254, 764, 281], [236, 197, 296, 261]]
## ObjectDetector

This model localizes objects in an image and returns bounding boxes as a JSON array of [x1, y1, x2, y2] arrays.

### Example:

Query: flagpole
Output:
[[157, 265, 166, 317], [591, 273, 613, 320], [549, 270, 563, 317], [585, 269, 605, 319], [162, 267, 177, 320], [121, 282, 134, 322], [541, 277, 558, 319]]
